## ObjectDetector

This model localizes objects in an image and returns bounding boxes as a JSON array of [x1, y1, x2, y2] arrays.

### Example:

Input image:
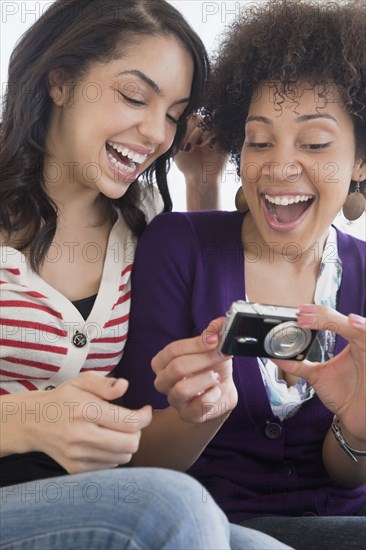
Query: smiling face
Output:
[[45, 34, 194, 200], [240, 81, 365, 254]]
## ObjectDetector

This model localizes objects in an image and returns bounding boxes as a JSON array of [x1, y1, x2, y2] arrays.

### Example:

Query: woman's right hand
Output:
[[151, 318, 237, 424], [13, 373, 152, 473]]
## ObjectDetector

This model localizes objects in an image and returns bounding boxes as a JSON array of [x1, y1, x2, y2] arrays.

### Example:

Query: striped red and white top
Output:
[[0, 192, 161, 395]]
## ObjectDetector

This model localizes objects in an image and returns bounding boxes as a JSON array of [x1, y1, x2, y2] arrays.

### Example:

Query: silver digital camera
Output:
[[220, 301, 317, 360]]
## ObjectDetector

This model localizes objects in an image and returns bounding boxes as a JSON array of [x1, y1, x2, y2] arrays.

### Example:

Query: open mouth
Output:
[[106, 141, 148, 176], [263, 194, 314, 224]]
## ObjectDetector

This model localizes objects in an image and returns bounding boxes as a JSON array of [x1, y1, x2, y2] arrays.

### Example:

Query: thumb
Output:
[[273, 358, 319, 382], [202, 316, 226, 347], [135, 404, 153, 430], [73, 372, 129, 401], [152, 317, 228, 374], [115, 404, 153, 433]]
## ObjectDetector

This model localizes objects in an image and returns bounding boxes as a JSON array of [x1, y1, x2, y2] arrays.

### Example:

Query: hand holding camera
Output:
[[152, 318, 238, 424], [220, 301, 318, 360]]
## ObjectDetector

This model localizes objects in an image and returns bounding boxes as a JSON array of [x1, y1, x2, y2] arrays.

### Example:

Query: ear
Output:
[[352, 146, 366, 180], [48, 68, 69, 107]]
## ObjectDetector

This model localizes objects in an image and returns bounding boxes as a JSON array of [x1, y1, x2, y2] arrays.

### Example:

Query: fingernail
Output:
[[206, 334, 218, 345], [211, 372, 221, 383], [349, 314, 366, 327]]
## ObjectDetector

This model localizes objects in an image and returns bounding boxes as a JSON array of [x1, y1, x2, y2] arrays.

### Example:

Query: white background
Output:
[[1, 0, 365, 239]]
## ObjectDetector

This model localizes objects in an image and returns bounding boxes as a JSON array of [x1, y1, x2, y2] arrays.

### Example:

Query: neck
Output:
[[44, 180, 109, 229], [57, 197, 110, 229]]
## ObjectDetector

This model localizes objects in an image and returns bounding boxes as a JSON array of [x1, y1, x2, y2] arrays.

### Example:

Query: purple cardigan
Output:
[[119, 211, 366, 523]]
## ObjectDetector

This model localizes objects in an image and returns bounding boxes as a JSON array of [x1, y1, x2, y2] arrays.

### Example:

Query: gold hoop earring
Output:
[[235, 187, 249, 213], [342, 179, 366, 221]]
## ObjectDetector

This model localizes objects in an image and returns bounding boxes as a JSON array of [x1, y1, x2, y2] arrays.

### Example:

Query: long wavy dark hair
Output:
[[0, 0, 209, 270], [203, 0, 366, 181]]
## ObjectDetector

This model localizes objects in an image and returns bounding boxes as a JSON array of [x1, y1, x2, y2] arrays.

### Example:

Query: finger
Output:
[[66, 461, 120, 474], [185, 113, 205, 134], [72, 372, 129, 402], [186, 126, 209, 149], [347, 314, 366, 351], [152, 317, 226, 375], [180, 115, 204, 150], [77, 427, 143, 459], [272, 357, 319, 382], [98, 404, 152, 433], [180, 128, 207, 153], [167, 370, 221, 408], [181, 114, 215, 150], [298, 305, 366, 347], [154, 350, 228, 394], [178, 385, 224, 423]]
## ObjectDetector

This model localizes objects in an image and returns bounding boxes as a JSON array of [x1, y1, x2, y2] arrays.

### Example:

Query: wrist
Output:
[[331, 415, 366, 462], [337, 417, 366, 450], [0, 392, 41, 455], [186, 184, 220, 211], [185, 175, 221, 190]]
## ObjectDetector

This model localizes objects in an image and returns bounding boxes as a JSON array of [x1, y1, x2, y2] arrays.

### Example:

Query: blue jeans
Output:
[[0, 468, 291, 549]]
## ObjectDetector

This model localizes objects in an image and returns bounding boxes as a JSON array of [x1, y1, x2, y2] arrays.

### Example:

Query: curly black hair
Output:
[[203, 0, 366, 176]]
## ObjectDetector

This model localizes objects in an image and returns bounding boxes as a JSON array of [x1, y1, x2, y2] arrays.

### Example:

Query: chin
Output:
[[101, 182, 132, 200]]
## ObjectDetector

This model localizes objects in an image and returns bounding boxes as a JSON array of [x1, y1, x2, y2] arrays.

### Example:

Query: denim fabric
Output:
[[0, 468, 292, 550]]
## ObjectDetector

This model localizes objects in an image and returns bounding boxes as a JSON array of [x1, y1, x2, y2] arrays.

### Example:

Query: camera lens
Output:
[[264, 321, 312, 358]]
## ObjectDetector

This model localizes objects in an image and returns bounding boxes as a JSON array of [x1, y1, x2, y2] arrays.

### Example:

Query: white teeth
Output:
[[107, 152, 136, 173], [107, 141, 148, 164], [265, 194, 312, 206]]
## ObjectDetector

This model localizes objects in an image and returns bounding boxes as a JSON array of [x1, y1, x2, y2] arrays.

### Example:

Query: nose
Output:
[[137, 108, 167, 146], [261, 148, 303, 183]]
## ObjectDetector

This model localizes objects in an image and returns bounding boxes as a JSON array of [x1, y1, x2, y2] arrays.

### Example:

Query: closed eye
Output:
[[303, 143, 331, 151], [246, 142, 272, 149], [119, 93, 146, 106], [167, 114, 179, 125]]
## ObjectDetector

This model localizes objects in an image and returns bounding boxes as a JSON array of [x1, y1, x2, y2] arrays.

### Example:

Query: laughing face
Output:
[[240, 81, 365, 254], [45, 34, 194, 200]]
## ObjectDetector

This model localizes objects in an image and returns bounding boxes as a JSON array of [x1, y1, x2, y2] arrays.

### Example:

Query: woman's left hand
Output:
[[276, 305, 366, 442], [174, 114, 228, 211]]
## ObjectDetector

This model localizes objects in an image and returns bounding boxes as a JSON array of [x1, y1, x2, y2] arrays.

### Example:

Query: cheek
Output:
[[240, 149, 260, 184], [162, 125, 178, 152], [316, 162, 353, 196], [240, 161, 262, 187]]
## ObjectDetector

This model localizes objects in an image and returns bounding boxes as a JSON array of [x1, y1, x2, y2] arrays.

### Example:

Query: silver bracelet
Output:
[[331, 415, 366, 463]]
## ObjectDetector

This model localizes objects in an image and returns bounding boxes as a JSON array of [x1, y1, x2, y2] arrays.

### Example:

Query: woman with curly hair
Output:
[[0, 0, 293, 548], [119, 1, 366, 548]]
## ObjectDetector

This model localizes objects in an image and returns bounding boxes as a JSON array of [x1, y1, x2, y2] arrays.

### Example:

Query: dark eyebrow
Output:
[[115, 69, 190, 106], [116, 69, 161, 94], [246, 114, 338, 125], [246, 115, 272, 125]]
